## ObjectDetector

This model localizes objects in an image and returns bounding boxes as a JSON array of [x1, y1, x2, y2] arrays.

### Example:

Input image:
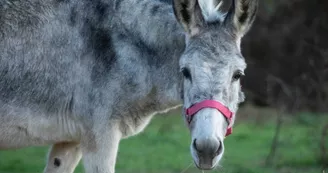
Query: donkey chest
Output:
[[119, 113, 154, 139], [119, 99, 181, 138]]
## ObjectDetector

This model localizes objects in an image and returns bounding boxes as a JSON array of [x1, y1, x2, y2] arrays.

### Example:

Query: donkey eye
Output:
[[232, 71, 244, 81], [181, 68, 192, 80]]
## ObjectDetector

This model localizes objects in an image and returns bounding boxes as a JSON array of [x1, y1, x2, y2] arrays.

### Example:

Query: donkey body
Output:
[[0, 0, 257, 172]]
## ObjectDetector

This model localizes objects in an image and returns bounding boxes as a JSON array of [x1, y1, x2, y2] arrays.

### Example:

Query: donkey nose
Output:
[[193, 137, 223, 156]]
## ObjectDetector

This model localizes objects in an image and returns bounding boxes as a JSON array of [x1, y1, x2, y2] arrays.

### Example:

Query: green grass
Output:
[[0, 105, 327, 173]]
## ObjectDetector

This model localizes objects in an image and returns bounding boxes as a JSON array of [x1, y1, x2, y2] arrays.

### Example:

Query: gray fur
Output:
[[0, 0, 258, 172]]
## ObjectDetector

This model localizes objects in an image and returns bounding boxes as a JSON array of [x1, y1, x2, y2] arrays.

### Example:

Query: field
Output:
[[0, 104, 327, 173]]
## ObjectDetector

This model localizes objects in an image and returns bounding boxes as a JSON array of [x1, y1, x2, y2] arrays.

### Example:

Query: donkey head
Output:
[[172, 0, 258, 170]]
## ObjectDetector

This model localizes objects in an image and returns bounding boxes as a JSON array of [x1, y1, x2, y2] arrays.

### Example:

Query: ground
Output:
[[0, 104, 327, 173]]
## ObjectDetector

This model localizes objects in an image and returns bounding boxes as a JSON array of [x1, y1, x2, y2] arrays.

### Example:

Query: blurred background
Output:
[[0, 0, 327, 172]]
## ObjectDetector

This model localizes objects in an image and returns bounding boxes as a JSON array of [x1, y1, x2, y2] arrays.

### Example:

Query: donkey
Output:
[[0, 0, 258, 172]]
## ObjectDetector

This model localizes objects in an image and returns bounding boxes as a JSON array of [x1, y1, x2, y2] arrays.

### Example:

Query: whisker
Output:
[[214, 0, 224, 11], [180, 162, 193, 173]]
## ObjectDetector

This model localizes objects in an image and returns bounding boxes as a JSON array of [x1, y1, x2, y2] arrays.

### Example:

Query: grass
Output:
[[0, 104, 327, 173]]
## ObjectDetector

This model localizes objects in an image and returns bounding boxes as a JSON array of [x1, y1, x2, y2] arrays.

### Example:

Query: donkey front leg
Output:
[[43, 142, 82, 173], [81, 126, 121, 173]]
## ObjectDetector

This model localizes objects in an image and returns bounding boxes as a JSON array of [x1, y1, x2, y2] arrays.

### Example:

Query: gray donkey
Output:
[[0, 0, 258, 172]]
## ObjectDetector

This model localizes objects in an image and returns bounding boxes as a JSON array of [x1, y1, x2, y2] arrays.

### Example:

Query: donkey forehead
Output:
[[180, 38, 246, 71], [185, 29, 241, 53]]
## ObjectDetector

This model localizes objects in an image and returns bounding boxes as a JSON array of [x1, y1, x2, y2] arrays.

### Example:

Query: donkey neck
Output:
[[112, 0, 185, 52], [112, 0, 186, 106]]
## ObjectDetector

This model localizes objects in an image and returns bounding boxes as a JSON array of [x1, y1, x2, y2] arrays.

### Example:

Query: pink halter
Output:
[[184, 100, 233, 137]]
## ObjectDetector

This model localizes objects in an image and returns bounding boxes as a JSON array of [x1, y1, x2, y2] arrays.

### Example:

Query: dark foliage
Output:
[[241, 0, 328, 112]]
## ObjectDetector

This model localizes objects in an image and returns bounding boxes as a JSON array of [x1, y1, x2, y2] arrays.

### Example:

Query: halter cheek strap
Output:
[[184, 100, 234, 137]]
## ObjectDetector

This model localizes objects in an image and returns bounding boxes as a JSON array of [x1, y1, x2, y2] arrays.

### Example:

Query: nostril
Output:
[[193, 139, 200, 153], [216, 141, 223, 155]]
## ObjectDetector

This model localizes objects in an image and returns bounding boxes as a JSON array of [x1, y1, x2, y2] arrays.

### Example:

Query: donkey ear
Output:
[[224, 0, 258, 39], [172, 0, 205, 37]]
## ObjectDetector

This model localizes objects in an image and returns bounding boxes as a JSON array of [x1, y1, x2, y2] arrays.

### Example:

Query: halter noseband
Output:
[[184, 100, 233, 137]]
